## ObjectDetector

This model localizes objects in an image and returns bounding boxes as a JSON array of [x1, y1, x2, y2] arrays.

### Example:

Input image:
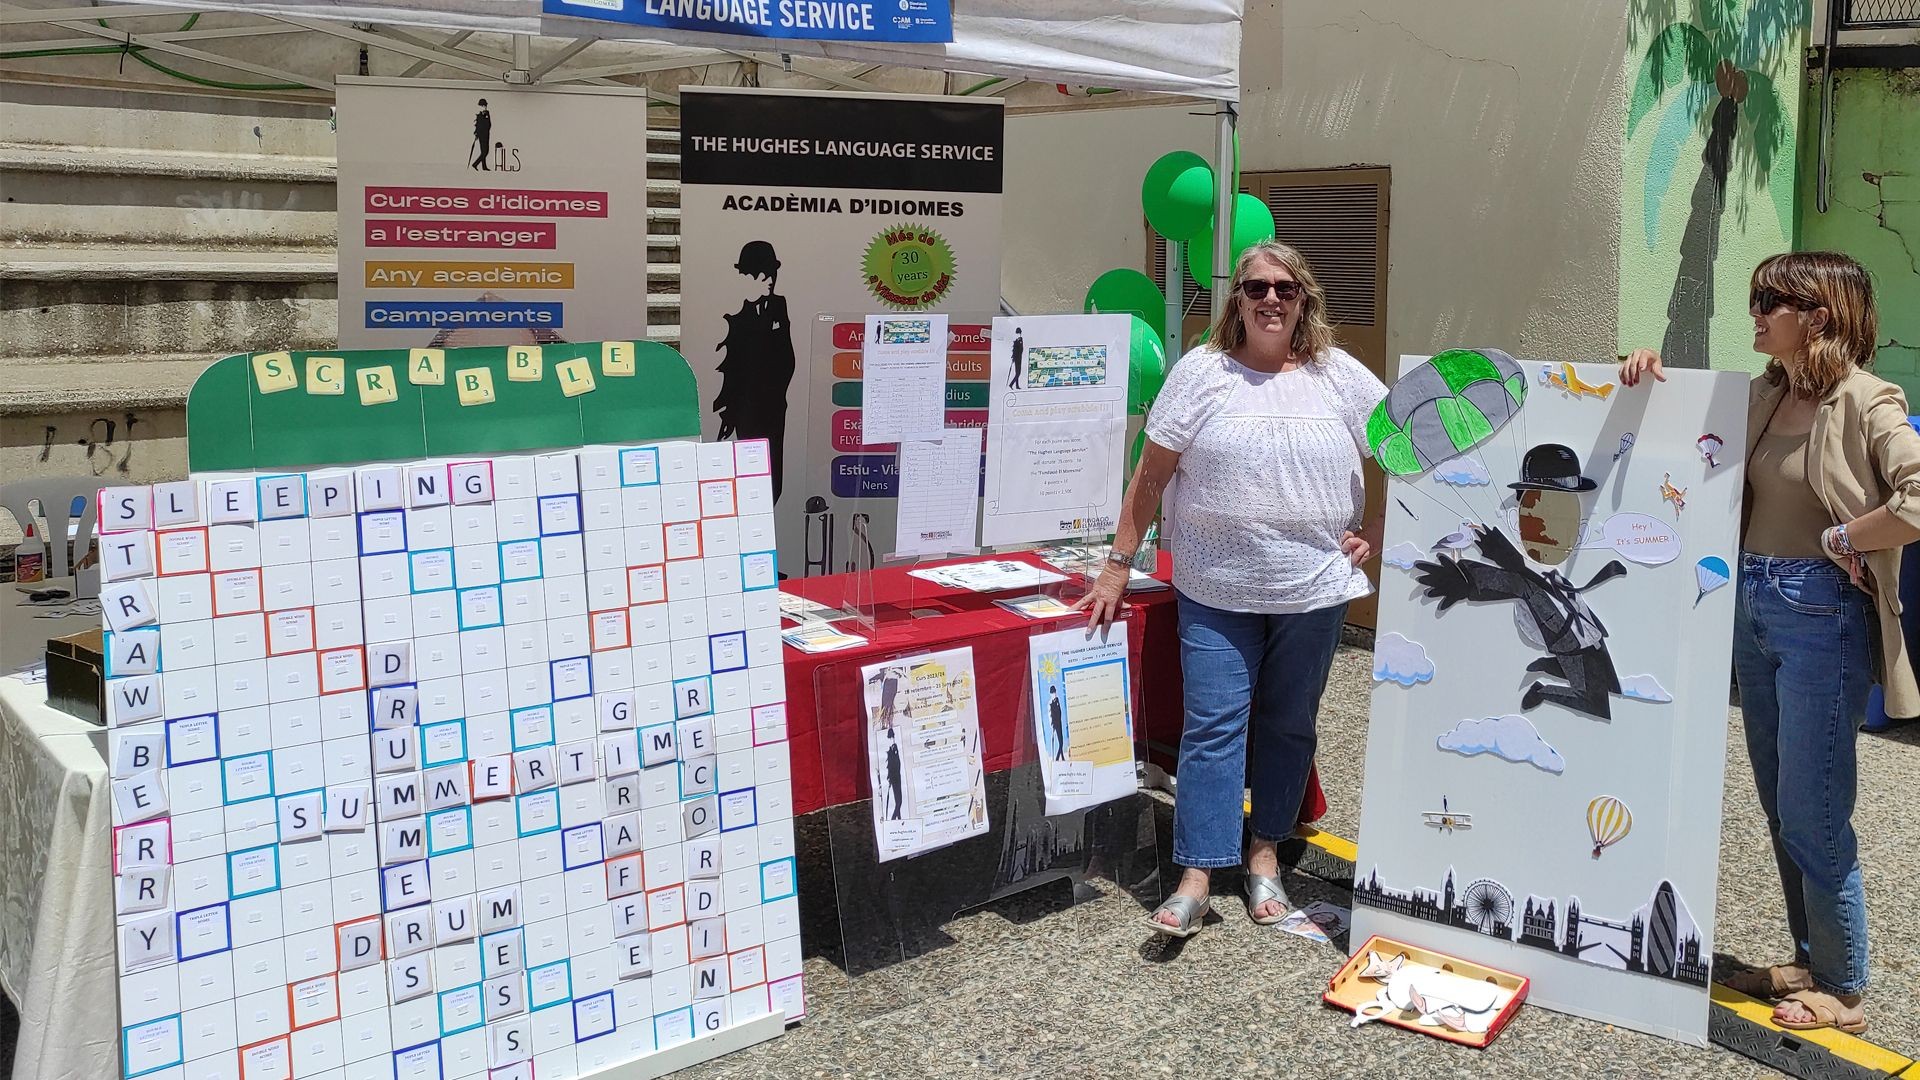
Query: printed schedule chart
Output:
[[97, 438, 802, 1080]]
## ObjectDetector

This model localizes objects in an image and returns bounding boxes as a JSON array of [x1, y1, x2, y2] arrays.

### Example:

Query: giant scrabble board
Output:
[[98, 438, 801, 1080]]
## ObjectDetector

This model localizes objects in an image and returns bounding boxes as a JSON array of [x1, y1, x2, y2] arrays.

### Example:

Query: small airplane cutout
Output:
[[1660, 473, 1688, 516], [1538, 362, 1615, 400], [1421, 796, 1473, 834]]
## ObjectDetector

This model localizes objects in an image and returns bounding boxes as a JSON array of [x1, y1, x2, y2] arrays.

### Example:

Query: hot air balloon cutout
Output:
[[1587, 795, 1632, 858], [1694, 556, 1730, 607], [1611, 432, 1636, 462]]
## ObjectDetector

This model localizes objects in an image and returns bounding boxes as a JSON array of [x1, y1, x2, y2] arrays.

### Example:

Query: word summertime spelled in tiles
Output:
[[99, 438, 802, 1080]]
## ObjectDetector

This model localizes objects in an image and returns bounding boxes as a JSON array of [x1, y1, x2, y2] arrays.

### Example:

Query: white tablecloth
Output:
[[0, 675, 117, 1080]]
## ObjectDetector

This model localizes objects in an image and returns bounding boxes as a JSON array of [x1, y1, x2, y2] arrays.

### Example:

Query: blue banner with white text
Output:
[[544, 0, 953, 43]]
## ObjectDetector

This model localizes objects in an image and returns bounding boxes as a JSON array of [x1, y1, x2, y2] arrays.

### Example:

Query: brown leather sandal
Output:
[[1722, 964, 1813, 1000], [1775, 989, 1867, 1034]]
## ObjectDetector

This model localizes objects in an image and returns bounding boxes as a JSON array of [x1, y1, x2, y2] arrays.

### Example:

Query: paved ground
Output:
[[682, 644, 1920, 1080]]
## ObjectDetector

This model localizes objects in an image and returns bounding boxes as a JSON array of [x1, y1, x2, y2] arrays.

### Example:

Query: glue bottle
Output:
[[16, 523, 45, 584]]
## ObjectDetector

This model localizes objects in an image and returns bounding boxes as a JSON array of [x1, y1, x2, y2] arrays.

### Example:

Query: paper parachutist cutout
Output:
[[1697, 433, 1724, 468], [1660, 473, 1687, 516], [1694, 557, 1730, 607]]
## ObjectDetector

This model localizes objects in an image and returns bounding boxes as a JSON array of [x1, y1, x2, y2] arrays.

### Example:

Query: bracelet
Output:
[[1826, 524, 1858, 558]]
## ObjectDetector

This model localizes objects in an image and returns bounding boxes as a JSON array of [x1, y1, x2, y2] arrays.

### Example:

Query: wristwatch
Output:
[[1105, 549, 1135, 568]]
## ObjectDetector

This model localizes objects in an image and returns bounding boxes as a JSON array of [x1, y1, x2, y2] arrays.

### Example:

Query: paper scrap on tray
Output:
[[893, 426, 982, 558], [995, 593, 1080, 619]]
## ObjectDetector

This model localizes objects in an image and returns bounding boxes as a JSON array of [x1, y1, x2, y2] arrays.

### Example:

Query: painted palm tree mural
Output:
[[1629, 0, 1805, 367]]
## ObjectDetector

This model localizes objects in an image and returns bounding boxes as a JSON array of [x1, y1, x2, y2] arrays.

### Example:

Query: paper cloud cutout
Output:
[[1432, 456, 1492, 486], [1382, 542, 1423, 570], [1373, 632, 1435, 687], [1436, 715, 1566, 774], [1618, 674, 1673, 703]]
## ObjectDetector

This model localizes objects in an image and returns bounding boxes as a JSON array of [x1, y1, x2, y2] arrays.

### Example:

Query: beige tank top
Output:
[[1745, 429, 1832, 558]]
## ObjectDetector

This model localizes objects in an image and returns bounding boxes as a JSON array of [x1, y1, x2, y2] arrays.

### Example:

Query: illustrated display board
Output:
[[981, 314, 1131, 547], [679, 87, 1004, 575], [859, 648, 989, 861], [336, 79, 652, 350], [1349, 353, 1748, 1046], [96, 438, 803, 1080], [1026, 623, 1137, 816]]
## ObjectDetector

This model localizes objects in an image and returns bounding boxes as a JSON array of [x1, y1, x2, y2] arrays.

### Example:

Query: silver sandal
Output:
[[1145, 893, 1211, 938], [1245, 873, 1290, 926]]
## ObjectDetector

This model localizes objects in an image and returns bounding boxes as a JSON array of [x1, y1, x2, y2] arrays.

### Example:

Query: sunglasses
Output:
[[1750, 287, 1819, 313], [1238, 279, 1304, 301]]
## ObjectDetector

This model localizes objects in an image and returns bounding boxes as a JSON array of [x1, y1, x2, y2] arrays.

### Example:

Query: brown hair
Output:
[[1753, 251, 1879, 398], [1206, 240, 1338, 361]]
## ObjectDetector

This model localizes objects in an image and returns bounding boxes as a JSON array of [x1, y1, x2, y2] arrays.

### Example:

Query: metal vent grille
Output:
[[1265, 182, 1382, 327], [1840, 0, 1920, 29]]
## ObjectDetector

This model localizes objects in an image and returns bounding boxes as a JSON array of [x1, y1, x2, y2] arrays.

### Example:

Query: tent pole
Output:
[[1166, 240, 1183, 358], [1209, 100, 1237, 325]]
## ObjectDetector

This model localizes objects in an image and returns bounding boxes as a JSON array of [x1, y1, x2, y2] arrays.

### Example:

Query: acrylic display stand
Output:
[[807, 621, 1161, 1015]]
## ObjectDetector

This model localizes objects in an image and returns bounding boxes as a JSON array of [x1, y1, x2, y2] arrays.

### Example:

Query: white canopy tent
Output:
[[5, 0, 1245, 316]]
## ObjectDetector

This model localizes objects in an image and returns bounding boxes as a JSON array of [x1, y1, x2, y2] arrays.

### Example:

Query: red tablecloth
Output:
[[778, 551, 1327, 823]]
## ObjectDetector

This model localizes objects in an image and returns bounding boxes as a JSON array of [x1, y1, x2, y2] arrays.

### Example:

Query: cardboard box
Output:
[[46, 626, 105, 725]]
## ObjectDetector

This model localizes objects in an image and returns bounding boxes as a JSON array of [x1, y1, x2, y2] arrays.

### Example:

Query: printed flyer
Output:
[[981, 315, 1131, 546], [335, 79, 652, 349], [1027, 624, 1138, 814], [861, 647, 989, 860]]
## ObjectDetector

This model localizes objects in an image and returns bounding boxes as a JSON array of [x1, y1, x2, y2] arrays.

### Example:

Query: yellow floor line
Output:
[[1710, 983, 1914, 1076]]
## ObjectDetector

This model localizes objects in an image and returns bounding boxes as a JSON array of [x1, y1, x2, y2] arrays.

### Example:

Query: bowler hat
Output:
[[1510, 443, 1597, 492]]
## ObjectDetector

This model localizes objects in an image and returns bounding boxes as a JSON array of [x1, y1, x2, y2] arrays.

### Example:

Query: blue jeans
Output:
[[1732, 554, 1873, 995], [1173, 591, 1347, 868]]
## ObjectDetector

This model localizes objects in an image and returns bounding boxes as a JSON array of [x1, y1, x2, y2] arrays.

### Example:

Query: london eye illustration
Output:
[[1463, 879, 1514, 935]]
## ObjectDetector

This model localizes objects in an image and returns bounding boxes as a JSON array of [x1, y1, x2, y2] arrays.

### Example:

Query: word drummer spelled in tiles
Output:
[[98, 439, 803, 1080]]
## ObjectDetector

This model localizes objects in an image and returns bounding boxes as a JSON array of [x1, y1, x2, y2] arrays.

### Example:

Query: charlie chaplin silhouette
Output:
[[1412, 444, 1628, 720], [713, 240, 795, 501], [470, 99, 491, 170]]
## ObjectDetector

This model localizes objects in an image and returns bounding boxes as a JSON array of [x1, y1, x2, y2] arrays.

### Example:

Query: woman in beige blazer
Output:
[[1622, 251, 1920, 1034]]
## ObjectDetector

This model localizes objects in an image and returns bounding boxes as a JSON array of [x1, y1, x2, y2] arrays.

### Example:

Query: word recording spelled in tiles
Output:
[[98, 440, 804, 1080]]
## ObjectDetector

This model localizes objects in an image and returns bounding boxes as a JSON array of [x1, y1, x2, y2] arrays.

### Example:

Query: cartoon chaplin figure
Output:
[[712, 240, 795, 501], [1412, 444, 1628, 720]]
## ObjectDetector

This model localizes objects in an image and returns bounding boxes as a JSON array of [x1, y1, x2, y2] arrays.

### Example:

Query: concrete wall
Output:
[[1617, 0, 1809, 373], [1004, 0, 1628, 364], [1798, 66, 1920, 398]]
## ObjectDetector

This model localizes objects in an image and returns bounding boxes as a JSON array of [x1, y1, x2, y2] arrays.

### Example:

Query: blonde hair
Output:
[[1206, 240, 1338, 361], [1754, 251, 1879, 398]]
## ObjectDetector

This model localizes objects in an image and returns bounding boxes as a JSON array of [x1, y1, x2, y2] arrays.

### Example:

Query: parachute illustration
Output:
[[1367, 348, 1529, 477], [1587, 796, 1632, 858], [1694, 557, 1730, 607]]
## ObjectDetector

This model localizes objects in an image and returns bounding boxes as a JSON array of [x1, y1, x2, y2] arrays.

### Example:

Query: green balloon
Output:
[[1084, 268, 1167, 342], [1141, 150, 1213, 242], [1186, 192, 1278, 288], [1127, 316, 1167, 414]]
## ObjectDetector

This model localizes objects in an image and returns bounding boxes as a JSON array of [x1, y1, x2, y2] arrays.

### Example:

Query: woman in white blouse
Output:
[[1078, 240, 1386, 937]]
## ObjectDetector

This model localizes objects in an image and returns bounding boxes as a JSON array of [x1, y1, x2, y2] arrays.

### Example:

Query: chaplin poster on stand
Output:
[[679, 87, 1004, 577], [1351, 352, 1748, 1046]]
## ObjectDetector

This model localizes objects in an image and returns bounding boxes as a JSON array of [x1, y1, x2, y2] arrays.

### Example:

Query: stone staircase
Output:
[[0, 77, 684, 483]]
